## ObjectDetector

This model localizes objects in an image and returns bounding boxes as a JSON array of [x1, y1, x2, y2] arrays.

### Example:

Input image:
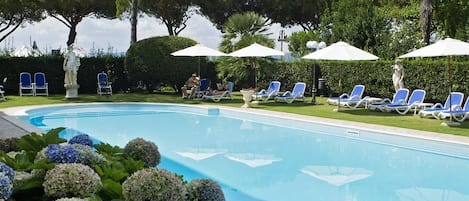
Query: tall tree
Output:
[[140, 0, 192, 36], [217, 12, 273, 87], [0, 0, 43, 43], [116, 0, 139, 44], [40, 0, 116, 46], [420, 0, 432, 45], [433, 0, 469, 40], [322, 0, 389, 54], [195, 0, 264, 30], [260, 0, 328, 31]]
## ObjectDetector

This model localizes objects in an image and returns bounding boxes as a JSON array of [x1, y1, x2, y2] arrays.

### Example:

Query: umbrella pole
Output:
[[334, 69, 342, 112], [198, 57, 201, 77], [442, 56, 459, 126]]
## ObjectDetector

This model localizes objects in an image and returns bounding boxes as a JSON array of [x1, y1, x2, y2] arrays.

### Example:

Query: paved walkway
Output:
[[0, 111, 43, 138]]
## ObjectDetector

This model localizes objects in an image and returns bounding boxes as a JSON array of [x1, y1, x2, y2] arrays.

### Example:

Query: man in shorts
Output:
[[181, 73, 200, 98]]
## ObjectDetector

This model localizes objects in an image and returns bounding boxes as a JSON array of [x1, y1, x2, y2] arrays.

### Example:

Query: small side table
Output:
[[364, 97, 383, 109], [413, 102, 434, 115]]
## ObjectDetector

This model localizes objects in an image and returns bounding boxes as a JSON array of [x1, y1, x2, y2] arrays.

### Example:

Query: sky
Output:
[[4, 13, 303, 56]]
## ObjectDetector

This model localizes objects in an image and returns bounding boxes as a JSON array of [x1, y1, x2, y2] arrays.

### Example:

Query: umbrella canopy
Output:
[[228, 43, 284, 57], [302, 41, 378, 60], [399, 38, 469, 58], [302, 41, 379, 111], [171, 43, 227, 57], [398, 38, 469, 125], [171, 43, 227, 77], [228, 43, 284, 88]]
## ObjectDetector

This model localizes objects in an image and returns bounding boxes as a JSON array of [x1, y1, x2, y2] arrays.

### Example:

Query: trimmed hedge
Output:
[[0, 56, 125, 94], [266, 59, 469, 103]]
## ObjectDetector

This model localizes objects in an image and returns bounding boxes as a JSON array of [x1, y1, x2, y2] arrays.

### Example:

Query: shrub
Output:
[[0, 162, 15, 181], [186, 179, 225, 201], [122, 168, 186, 201], [0, 138, 19, 152], [43, 163, 102, 198], [69, 144, 106, 166], [123, 138, 160, 167], [125, 36, 200, 89], [45, 144, 79, 163], [69, 134, 93, 147]]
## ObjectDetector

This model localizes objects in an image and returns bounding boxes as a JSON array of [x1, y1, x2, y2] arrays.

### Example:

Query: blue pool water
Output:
[[19, 103, 469, 201]]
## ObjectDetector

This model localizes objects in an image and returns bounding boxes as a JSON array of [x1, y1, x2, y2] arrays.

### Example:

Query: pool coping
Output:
[[1, 102, 468, 146]]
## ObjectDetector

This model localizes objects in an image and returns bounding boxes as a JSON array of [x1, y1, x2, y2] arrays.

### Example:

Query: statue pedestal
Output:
[[64, 84, 79, 99]]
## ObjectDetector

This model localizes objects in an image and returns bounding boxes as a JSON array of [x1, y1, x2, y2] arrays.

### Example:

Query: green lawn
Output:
[[1, 93, 468, 137]]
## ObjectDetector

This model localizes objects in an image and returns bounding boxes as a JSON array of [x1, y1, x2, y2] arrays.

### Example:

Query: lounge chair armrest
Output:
[[282, 91, 292, 97], [258, 89, 267, 94], [380, 98, 392, 104], [431, 103, 444, 109], [349, 95, 361, 101], [339, 93, 350, 99]]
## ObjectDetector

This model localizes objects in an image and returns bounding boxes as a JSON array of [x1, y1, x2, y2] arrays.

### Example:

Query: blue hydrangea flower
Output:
[[45, 144, 79, 163], [69, 134, 93, 147], [0, 163, 15, 181], [0, 175, 13, 200]]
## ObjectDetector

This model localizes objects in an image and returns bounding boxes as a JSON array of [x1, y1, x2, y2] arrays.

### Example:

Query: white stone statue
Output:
[[63, 45, 80, 86], [392, 59, 404, 92]]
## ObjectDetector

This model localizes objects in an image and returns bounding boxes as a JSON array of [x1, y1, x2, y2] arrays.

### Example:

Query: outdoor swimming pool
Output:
[[16, 103, 469, 201]]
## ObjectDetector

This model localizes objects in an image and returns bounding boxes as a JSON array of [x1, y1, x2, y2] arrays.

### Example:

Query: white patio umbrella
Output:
[[171, 43, 227, 77], [228, 43, 284, 88], [398, 38, 469, 125], [302, 41, 379, 111]]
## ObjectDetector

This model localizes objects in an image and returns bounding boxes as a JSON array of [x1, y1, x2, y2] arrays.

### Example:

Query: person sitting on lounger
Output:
[[181, 73, 200, 98], [208, 80, 228, 95]]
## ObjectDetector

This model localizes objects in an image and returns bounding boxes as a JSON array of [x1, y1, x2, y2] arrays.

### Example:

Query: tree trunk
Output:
[[130, 0, 138, 44], [420, 0, 432, 45], [67, 24, 77, 46]]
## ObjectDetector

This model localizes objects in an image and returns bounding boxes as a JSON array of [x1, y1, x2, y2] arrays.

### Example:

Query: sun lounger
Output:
[[327, 85, 365, 106], [252, 81, 281, 101], [384, 89, 426, 115], [203, 81, 234, 102], [274, 82, 306, 104], [437, 96, 469, 122], [418, 92, 464, 118], [369, 88, 409, 111]]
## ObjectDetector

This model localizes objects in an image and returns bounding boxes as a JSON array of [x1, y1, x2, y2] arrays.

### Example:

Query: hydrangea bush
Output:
[[68, 134, 93, 147], [0, 162, 15, 181], [123, 138, 160, 167], [0, 163, 14, 200], [122, 168, 186, 201], [0, 174, 13, 200], [70, 144, 106, 165], [43, 163, 102, 198], [186, 179, 225, 201], [45, 144, 79, 163]]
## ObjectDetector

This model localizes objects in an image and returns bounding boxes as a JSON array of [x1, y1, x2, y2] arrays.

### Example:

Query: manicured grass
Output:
[[1, 93, 468, 137]]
